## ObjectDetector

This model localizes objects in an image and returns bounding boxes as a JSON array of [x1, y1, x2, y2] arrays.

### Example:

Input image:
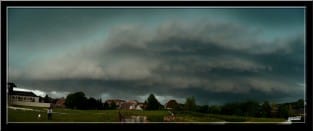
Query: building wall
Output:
[[11, 101, 51, 108], [9, 95, 50, 108], [10, 95, 39, 102], [34, 97, 39, 102]]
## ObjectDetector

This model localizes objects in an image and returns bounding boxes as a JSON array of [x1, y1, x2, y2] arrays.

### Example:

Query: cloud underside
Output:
[[9, 20, 305, 104]]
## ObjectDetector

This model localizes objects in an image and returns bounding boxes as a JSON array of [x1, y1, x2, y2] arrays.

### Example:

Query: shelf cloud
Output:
[[8, 8, 305, 104]]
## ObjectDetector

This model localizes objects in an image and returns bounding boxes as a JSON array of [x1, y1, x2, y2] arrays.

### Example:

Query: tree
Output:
[[278, 104, 290, 118], [288, 104, 295, 116], [208, 105, 221, 114], [87, 97, 98, 110], [96, 98, 104, 110], [109, 101, 117, 109], [196, 105, 209, 113], [146, 94, 163, 110], [65, 92, 88, 109], [261, 101, 272, 117], [270, 103, 278, 117], [8, 82, 16, 95], [221, 102, 242, 115], [184, 96, 197, 112], [295, 99, 304, 109], [44, 95, 52, 103], [103, 102, 110, 110], [220, 100, 260, 116], [241, 100, 260, 117]]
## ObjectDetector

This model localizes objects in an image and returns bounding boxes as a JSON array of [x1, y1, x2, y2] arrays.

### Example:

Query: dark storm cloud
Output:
[[226, 8, 304, 29], [9, 19, 304, 104]]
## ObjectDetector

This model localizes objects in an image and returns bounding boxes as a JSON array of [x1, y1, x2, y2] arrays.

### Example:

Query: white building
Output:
[[9, 90, 51, 108], [9, 91, 39, 103]]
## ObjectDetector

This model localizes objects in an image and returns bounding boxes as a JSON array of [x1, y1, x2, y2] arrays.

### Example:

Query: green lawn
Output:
[[173, 111, 285, 122], [8, 106, 286, 122]]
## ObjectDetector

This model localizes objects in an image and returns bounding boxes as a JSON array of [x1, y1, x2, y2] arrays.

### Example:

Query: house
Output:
[[135, 104, 143, 110], [119, 100, 144, 110], [104, 99, 126, 108], [120, 101, 137, 110], [9, 90, 39, 103], [53, 98, 66, 108], [136, 103, 144, 110], [165, 100, 179, 110], [8, 83, 51, 108]]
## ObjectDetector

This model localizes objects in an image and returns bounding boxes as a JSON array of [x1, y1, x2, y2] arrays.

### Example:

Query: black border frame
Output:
[[1, 1, 312, 130]]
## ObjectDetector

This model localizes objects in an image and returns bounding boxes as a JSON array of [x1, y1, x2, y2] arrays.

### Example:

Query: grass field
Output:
[[8, 106, 286, 122]]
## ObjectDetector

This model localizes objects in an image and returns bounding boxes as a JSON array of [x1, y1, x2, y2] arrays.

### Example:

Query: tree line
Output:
[[63, 91, 304, 119], [8, 82, 304, 118], [65, 92, 105, 110], [63, 92, 164, 110], [170, 98, 304, 119]]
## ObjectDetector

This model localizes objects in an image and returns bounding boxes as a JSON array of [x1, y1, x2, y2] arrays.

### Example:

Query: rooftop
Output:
[[11, 90, 38, 97]]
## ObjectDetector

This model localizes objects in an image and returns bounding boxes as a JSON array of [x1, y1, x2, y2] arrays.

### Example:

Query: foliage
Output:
[[220, 100, 263, 117], [43, 95, 53, 103], [277, 104, 295, 118], [184, 96, 197, 111], [109, 101, 117, 109], [86, 97, 98, 109], [103, 102, 110, 110], [145, 94, 163, 110], [96, 98, 105, 110], [52, 90, 305, 120], [8, 82, 16, 95], [208, 105, 221, 114], [260, 101, 271, 117], [196, 105, 209, 113], [65, 92, 88, 109], [294, 99, 304, 109]]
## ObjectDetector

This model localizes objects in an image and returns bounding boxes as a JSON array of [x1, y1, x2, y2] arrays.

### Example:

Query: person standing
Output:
[[47, 107, 53, 120], [118, 111, 123, 122]]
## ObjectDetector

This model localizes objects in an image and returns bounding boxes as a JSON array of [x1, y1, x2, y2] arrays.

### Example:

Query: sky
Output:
[[7, 7, 305, 105]]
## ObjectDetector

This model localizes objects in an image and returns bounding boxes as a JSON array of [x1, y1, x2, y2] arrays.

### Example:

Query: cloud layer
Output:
[[8, 10, 305, 104]]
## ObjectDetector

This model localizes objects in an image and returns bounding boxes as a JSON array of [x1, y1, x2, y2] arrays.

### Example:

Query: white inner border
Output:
[[6, 6, 306, 124]]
